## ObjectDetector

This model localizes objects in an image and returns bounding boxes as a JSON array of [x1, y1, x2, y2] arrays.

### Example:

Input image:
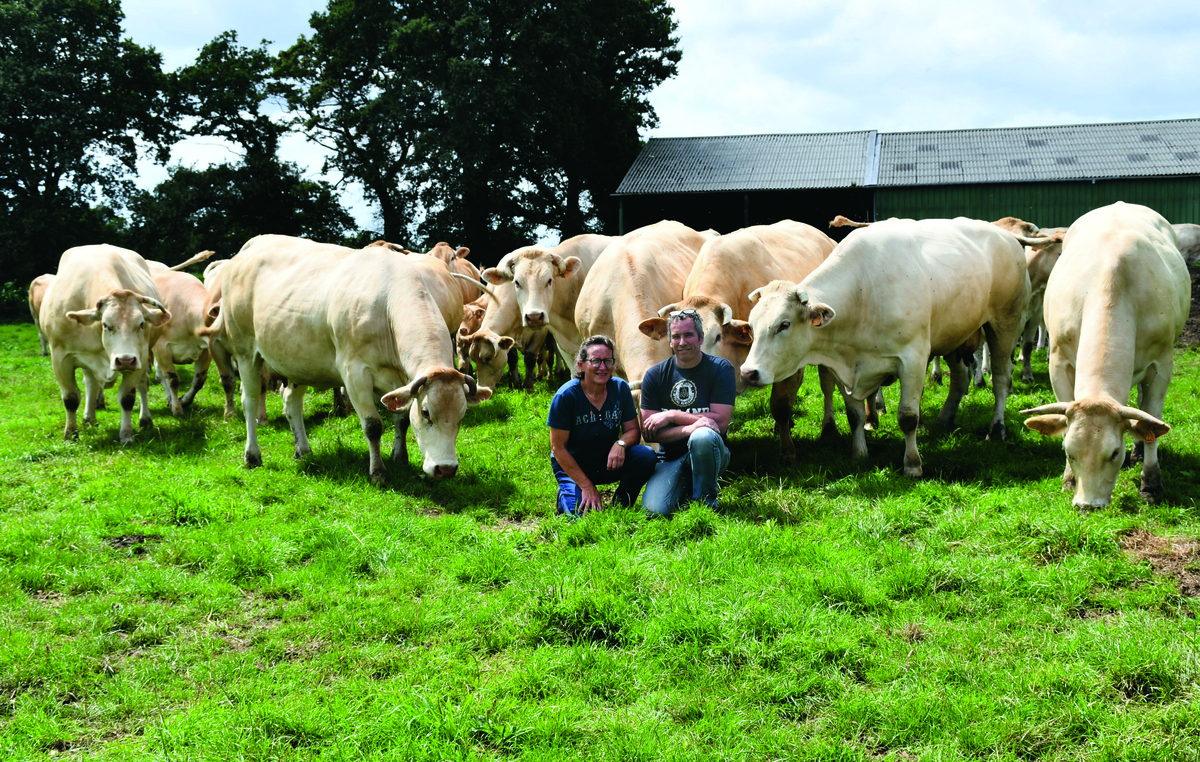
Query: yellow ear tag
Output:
[[811, 316, 822, 327], [1143, 430, 1157, 445]]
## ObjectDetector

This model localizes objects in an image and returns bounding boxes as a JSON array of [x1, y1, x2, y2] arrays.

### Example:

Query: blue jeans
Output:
[[551, 445, 658, 517], [642, 427, 731, 517]]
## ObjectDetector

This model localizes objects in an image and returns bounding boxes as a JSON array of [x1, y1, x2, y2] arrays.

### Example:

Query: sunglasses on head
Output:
[[669, 308, 700, 319], [585, 357, 615, 367]]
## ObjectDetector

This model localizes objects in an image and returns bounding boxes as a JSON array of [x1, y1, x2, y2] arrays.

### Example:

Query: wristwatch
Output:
[[615, 438, 628, 449]]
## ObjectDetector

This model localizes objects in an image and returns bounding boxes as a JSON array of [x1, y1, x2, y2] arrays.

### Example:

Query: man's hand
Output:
[[641, 410, 675, 438], [685, 416, 720, 435], [607, 442, 625, 470], [578, 484, 604, 514]]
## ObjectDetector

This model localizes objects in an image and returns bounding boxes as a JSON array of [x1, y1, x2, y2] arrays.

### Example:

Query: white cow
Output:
[[1023, 202, 1189, 508], [740, 218, 1034, 477], [1172, 223, 1200, 265], [635, 220, 840, 463], [150, 268, 217, 415], [215, 235, 490, 481], [39, 245, 171, 443], [28, 274, 54, 356], [573, 220, 707, 401]]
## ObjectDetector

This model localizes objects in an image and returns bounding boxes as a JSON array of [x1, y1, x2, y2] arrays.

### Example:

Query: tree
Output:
[[0, 0, 170, 281]]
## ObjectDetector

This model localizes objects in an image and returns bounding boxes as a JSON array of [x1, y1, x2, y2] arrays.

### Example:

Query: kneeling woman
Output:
[[548, 335, 657, 516]]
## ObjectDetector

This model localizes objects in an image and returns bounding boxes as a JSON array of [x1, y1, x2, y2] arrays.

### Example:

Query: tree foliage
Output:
[[0, 0, 170, 281]]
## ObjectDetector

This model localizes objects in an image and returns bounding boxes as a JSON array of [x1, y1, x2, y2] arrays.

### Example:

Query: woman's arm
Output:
[[550, 427, 603, 513]]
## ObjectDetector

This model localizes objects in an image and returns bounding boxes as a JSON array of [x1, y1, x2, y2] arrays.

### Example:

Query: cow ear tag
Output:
[[1144, 430, 1157, 445], [811, 316, 823, 327]]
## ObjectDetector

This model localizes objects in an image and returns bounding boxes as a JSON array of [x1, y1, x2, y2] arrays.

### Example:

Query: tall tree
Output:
[[0, 0, 170, 280]]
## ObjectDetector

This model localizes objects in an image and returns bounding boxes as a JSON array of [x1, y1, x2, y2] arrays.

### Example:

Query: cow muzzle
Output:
[[741, 367, 769, 387], [523, 311, 546, 328], [432, 463, 458, 479], [112, 355, 139, 371]]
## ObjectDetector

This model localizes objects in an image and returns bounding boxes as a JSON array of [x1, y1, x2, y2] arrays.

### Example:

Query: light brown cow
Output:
[[28, 274, 54, 356], [740, 218, 1033, 477], [150, 268, 216, 415], [635, 220, 839, 463], [1172, 223, 1200, 265], [39, 245, 171, 443], [1023, 202, 1189, 508], [480, 234, 615, 361], [216, 235, 488, 481], [573, 220, 707, 402], [456, 295, 489, 374]]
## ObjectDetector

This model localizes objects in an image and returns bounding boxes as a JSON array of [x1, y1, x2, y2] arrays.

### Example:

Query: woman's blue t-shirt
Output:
[[546, 377, 637, 475]]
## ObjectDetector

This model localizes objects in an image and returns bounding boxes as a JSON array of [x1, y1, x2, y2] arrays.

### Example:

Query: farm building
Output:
[[613, 118, 1200, 236]]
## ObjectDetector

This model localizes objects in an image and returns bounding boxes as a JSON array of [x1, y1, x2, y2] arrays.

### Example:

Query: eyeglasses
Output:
[[585, 357, 615, 367], [669, 308, 700, 319]]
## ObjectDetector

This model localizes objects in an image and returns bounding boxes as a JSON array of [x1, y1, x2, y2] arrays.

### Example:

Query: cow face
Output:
[[381, 368, 492, 478], [66, 289, 170, 376], [739, 282, 834, 387], [1023, 399, 1170, 508], [482, 249, 581, 329], [641, 298, 755, 390], [466, 330, 516, 389]]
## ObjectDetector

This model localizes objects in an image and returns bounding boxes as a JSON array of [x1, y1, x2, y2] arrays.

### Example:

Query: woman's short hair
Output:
[[574, 334, 615, 380]]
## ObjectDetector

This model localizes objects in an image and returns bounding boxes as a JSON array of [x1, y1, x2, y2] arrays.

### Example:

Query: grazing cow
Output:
[[149, 268, 216, 415], [39, 245, 171, 443], [216, 235, 489, 481], [456, 296, 489, 374], [1173, 223, 1200, 265], [574, 220, 707, 402], [29, 274, 54, 356], [635, 221, 840, 463], [373, 240, 485, 305], [480, 234, 615, 361], [740, 218, 1034, 477], [1022, 202, 1189, 508]]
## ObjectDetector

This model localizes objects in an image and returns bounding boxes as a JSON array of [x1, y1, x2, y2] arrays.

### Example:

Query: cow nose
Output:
[[524, 311, 545, 327], [113, 355, 138, 370], [741, 368, 760, 386], [433, 464, 458, 479]]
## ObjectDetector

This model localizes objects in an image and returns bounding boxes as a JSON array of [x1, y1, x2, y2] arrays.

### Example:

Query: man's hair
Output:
[[574, 334, 615, 380], [669, 310, 704, 343]]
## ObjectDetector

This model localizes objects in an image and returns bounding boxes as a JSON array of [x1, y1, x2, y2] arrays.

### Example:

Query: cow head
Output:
[[459, 300, 487, 337], [481, 247, 581, 329], [1022, 399, 1170, 508], [381, 367, 492, 478], [465, 329, 517, 389], [66, 289, 170, 375], [739, 281, 834, 388], [638, 296, 755, 390]]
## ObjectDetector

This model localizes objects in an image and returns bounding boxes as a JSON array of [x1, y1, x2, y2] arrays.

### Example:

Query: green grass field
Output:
[[1, 321, 1198, 761]]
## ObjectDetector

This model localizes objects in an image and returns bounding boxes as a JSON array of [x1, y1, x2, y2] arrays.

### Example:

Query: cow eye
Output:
[[545, 278, 552, 287], [102, 324, 112, 332], [514, 280, 523, 289], [1110, 449, 1122, 462], [777, 321, 791, 333], [421, 408, 432, 423]]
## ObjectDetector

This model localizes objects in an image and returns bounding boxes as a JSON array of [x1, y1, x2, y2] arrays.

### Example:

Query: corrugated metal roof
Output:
[[615, 119, 1200, 194], [877, 119, 1200, 186], [613, 132, 874, 195]]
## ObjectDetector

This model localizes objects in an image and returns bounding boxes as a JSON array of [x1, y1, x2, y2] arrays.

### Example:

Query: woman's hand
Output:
[[607, 441, 625, 470], [579, 483, 604, 514]]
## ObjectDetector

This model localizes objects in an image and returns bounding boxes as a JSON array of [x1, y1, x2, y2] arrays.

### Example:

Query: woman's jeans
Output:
[[642, 427, 730, 517], [551, 444, 657, 517]]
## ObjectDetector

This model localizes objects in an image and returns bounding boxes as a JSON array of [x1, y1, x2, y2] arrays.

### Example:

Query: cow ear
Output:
[[381, 388, 412, 412], [639, 317, 668, 340], [455, 247, 470, 259], [67, 306, 102, 325], [806, 302, 835, 327], [725, 320, 753, 345], [481, 267, 512, 285], [716, 302, 734, 326], [497, 336, 516, 351], [558, 256, 582, 279], [465, 384, 492, 406], [145, 307, 172, 326], [1129, 418, 1170, 445], [1024, 414, 1069, 437]]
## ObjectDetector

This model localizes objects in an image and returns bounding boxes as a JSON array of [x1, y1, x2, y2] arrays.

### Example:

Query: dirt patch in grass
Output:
[[105, 534, 165, 555], [1178, 266, 1200, 346], [1121, 528, 1200, 596]]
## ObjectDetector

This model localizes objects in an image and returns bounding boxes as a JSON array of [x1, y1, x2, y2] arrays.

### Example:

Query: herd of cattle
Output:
[[26, 202, 1200, 509]]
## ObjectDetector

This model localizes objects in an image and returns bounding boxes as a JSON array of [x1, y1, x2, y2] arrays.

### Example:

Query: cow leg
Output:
[[154, 344, 183, 417], [257, 370, 270, 425], [115, 372, 143, 444], [282, 383, 311, 459], [208, 339, 238, 420], [770, 369, 805, 464], [53, 353, 82, 440], [865, 388, 880, 431], [238, 355, 266, 468], [342, 368, 388, 484], [81, 369, 102, 426], [972, 345, 988, 388], [522, 349, 537, 391], [816, 366, 839, 439], [842, 391, 869, 461], [506, 348, 520, 387], [930, 355, 943, 385], [982, 322, 1017, 442], [137, 373, 153, 429], [1137, 361, 1172, 503], [934, 355, 970, 430], [1036, 322, 1049, 351], [332, 386, 348, 417], [180, 348, 211, 408], [392, 410, 409, 467], [897, 359, 927, 478], [95, 386, 107, 410], [39, 331, 49, 357]]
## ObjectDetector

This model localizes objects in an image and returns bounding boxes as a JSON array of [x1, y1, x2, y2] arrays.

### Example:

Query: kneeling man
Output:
[[640, 308, 736, 516]]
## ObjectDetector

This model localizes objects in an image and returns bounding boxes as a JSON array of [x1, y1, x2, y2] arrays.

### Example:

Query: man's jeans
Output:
[[552, 445, 658, 517], [642, 427, 731, 517]]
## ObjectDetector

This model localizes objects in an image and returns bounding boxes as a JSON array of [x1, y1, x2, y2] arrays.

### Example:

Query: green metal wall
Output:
[[874, 177, 1200, 228]]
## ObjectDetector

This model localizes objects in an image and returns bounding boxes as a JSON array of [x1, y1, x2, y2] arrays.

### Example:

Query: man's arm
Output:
[[641, 405, 730, 443]]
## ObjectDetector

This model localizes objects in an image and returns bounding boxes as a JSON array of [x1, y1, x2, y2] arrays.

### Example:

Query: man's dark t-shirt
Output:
[[546, 377, 637, 475], [640, 353, 736, 461]]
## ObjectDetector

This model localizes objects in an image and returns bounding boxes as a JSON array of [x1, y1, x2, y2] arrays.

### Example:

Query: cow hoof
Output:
[[903, 463, 923, 479], [245, 452, 262, 469], [64, 429, 79, 442], [294, 446, 312, 460], [974, 379, 988, 390], [120, 433, 135, 445], [171, 406, 183, 417], [224, 408, 236, 421], [986, 422, 1006, 441], [865, 413, 879, 431], [779, 449, 796, 466], [1139, 485, 1163, 505], [370, 468, 389, 486], [256, 416, 268, 426], [1021, 372, 1034, 384], [820, 420, 839, 439], [140, 417, 153, 429]]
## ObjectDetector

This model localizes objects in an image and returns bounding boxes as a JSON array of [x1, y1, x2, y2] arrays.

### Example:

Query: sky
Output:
[[120, 0, 1200, 231]]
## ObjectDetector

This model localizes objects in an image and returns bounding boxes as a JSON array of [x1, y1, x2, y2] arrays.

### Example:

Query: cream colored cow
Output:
[[635, 220, 839, 463], [39, 245, 171, 444], [740, 218, 1033, 477], [1023, 202, 1188, 507]]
